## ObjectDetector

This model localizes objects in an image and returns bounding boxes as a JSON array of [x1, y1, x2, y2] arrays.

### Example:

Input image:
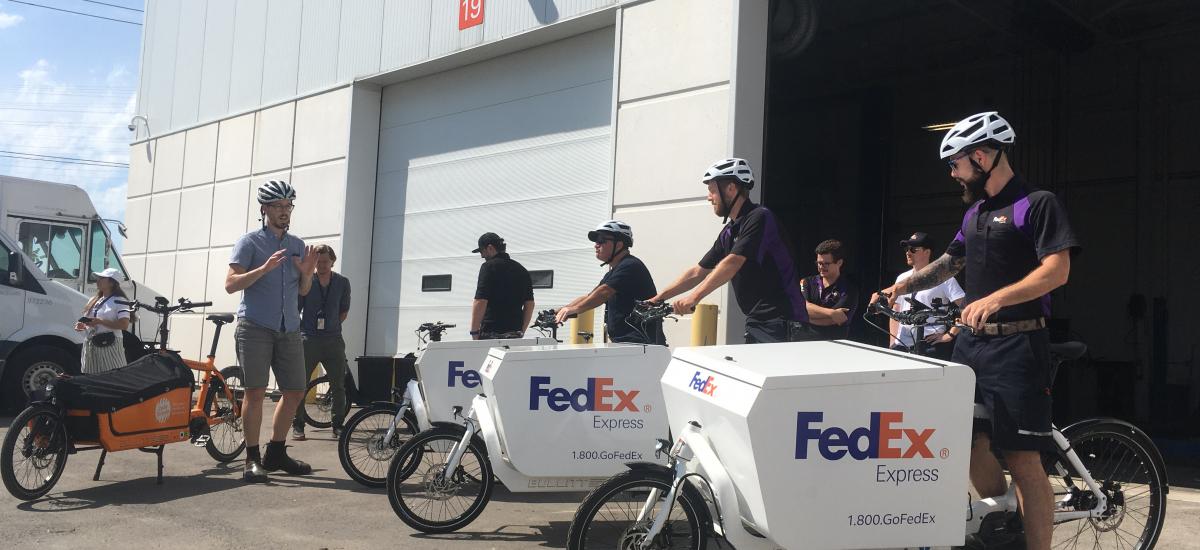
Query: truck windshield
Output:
[[18, 221, 83, 281], [88, 220, 127, 282]]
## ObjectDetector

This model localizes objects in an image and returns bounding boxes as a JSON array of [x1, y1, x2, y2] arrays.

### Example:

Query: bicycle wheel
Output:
[[339, 405, 417, 487], [1049, 422, 1167, 549], [386, 426, 494, 533], [303, 375, 349, 429], [568, 469, 710, 550], [205, 367, 246, 463], [1, 405, 70, 500]]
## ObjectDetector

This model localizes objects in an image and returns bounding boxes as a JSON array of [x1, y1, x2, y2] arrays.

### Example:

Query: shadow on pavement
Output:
[[410, 520, 571, 548]]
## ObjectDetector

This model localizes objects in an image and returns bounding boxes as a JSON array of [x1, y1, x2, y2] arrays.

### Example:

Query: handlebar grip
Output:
[[442, 324, 456, 328], [190, 301, 213, 308]]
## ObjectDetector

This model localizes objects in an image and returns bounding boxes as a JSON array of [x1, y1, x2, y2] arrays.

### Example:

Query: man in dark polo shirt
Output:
[[650, 158, 808, 344], [292, 244, 351, 441], [798, 239, 859, 340], [874, 112, 1079, 550], [470, 233, 534, 339], [555, 220, 664, 345]]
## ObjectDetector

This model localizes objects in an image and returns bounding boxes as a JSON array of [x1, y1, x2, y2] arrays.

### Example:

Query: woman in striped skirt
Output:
[[74, 268, 132, 374]]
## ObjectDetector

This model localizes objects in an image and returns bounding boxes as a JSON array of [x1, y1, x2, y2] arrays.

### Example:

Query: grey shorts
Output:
[[235, 321, 306, 391]]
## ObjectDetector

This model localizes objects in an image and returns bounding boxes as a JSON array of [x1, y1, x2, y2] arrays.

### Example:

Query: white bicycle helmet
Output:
[[257, 180, 296, 204], [588, 220, 633, 247], [939, 112, 1016, 159], [702, 158, 755, 189]]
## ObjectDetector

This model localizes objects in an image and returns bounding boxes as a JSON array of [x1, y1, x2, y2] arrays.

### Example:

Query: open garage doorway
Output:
[[763, 0, 1200, 438]]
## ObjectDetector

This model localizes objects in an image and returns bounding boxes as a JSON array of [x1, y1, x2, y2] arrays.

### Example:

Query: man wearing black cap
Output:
[[470, 233, 535, 339], [889, 232, 964, 359]]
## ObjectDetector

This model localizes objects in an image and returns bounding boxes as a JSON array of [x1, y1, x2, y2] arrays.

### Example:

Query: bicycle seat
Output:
[[206, 314, 235, 325], [1049, 341, 1087, 361]]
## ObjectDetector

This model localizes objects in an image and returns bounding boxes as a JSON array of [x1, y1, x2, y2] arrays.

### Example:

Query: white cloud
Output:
[[0, 11, 23, 29], [0, 59, 134, 225]]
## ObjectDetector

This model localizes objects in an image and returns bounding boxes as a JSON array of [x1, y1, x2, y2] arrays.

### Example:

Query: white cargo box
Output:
[[410, 338, 554, 424], [479, 344, 671, 478], [663, 340, 975, 549]]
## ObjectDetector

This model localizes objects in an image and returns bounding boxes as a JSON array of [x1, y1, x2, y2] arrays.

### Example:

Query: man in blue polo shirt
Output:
[[651, 158, 808, 343], [225, 180, 316, 483]]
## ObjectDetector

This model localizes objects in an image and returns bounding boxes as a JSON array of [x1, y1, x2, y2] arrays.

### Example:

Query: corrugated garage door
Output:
[[368, 28, 615, 353]]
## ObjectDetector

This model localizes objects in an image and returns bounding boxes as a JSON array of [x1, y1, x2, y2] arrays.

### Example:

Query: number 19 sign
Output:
[[460, 0, 484, 30]]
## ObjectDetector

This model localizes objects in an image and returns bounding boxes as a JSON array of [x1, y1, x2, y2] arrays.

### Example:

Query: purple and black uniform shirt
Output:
[[946, 175, 1081, 323], [699, 201, 808, 324]]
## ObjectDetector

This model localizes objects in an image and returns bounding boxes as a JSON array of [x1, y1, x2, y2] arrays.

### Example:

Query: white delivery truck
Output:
[[0, 175, 165, 409]]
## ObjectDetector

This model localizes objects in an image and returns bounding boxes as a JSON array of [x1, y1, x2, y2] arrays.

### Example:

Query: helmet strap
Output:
[[967, 147, 1004, 189]]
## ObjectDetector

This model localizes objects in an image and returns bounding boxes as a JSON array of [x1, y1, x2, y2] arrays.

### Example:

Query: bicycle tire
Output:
[[205, 367, 246, 463], [339, 404, 417, 488], [1, 405, 70, 500], [1048, 421, 1167, 549], [303, 375, 350, 429], [567, 468, 710, 550], [386, 426, 494, 533]]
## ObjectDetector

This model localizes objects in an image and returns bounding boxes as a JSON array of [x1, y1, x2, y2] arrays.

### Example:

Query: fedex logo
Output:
[[448, 361, 481, 388], [795, 412, 935, 460], [689, 371, 717, 396], [529, 376, 640, 412]]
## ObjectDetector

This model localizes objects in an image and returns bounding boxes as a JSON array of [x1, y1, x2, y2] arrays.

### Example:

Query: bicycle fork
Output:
[[382, 391, 414, 447], [439, 407, 479, 481]]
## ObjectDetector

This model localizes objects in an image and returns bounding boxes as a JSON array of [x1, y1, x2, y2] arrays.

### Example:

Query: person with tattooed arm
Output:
[[872, 112, 1080, 550]]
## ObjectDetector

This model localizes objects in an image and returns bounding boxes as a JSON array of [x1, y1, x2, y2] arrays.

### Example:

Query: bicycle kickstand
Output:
[[93, 449, 107, 481]]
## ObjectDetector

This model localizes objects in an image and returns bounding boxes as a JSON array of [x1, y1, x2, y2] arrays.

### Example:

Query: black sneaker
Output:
[[261, 441, 312, 475], [243, 459, 268, 483]]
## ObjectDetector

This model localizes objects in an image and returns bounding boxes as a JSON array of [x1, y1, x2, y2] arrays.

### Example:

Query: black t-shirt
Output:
[[799, 275, 859, 340], [599, 254, 661, 344], [474, 253, 534, 333], [699, 201, 808, 323], [946, 176, 1081, 323]]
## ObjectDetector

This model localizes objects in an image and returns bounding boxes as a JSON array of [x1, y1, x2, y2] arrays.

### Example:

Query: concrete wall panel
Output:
[[170, 0, 208, 129], [252, 102, 296, 175], [293, 87, 351, 166], [182, 124, 219, 188], [288, 161, 346, 238], [205, 247, 239, 313], [209, 179, 251, 247], [151, 132, 185, 193], [177, 185, 215, 250], [215, 113, 255, 181], [614, 86, 730, 206], [147, 191, 181, 252], [172, 249, 210, 304], [127, 141, 156, 198], [618, 0, 731, 102], [337, 0, 385, 82], [143, 253, 177, 303], [380, 0, 432, 72]]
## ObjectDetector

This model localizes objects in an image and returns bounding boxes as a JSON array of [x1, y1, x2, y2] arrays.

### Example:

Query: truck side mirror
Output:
[[7, 250, 23, 286]]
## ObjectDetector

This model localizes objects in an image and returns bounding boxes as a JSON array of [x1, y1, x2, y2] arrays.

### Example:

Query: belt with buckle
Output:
[[977, 317, 1045, 336]]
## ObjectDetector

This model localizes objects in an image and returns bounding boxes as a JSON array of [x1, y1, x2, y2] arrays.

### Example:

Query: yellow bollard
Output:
[[690, 304, 718, 346], [305, 363, 323, 404], [569, 309, 596, 344]]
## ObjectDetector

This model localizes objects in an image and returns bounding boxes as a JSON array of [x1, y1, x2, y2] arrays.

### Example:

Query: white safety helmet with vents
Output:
[[939, 111, 1016, 159], [257, 180, 297, 204], [702, 158, 755, 189], [588, 220, 633, 247]]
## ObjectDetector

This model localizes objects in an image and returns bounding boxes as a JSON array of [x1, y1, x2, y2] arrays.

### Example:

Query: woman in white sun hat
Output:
[[74, 267, 132, 374]]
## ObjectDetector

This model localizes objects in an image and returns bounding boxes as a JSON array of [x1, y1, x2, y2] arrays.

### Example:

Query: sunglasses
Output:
[[946, 153, 967, 170], [905, 246, 927, 253]]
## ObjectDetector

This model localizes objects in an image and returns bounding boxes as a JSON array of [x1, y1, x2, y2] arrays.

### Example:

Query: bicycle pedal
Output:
[[192, 434, 210, 447]]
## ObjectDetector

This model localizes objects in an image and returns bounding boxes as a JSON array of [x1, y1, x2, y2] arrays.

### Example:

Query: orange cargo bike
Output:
[[1, 297, 246, 500]]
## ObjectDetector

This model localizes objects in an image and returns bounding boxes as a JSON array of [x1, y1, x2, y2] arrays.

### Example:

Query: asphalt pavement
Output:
[[1, 404, 1198, 549]]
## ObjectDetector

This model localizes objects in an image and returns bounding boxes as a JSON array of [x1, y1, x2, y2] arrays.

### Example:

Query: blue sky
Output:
[[0, 0, 142, 230]]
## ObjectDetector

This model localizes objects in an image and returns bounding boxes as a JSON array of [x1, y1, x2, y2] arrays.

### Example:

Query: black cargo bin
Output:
[[354, 354, 417, 403]]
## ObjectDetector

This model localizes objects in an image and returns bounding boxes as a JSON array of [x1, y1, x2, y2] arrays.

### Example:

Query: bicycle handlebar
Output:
[[115, 298, 210, 315], [629, 301, 674, 324], [869, 295, 967, 332]]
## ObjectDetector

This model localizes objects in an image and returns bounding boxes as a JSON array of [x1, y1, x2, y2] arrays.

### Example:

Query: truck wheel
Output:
[[3, 346, 78, 412]]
